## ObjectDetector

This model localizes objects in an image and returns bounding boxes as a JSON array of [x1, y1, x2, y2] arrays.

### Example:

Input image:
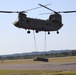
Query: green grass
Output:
[[0, 70, 76, 75]]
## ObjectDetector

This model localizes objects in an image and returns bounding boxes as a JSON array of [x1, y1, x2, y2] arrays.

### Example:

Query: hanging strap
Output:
[[33, 31, 38, 52], [44, 32, 47, 51], [33, 31, 47, 52]]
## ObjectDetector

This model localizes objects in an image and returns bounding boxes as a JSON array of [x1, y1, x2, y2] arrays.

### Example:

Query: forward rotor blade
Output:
[[57, 10, 76, 13], [0, 3, 51, 14], [23, 3, 51, 13], [0, 11, 20, 13]]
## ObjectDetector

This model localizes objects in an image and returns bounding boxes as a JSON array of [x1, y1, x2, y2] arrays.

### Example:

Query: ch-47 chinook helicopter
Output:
[[0, 4, 76, 34]]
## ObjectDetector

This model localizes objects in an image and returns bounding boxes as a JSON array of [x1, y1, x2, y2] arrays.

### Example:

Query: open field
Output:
[[0, 56, 76, 70], [0, 70, 76, 75], [0, 56, 76, 64], [48, 56, 76, 62]]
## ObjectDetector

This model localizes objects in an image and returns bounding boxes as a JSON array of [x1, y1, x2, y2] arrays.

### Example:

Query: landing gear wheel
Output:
[[57, 31, 59, 34], [35, 30, 39, 33], [48, 31, 50, 35], [27, 30, 30, 34]]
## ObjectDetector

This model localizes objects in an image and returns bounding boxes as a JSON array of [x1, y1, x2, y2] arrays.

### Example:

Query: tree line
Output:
[[0, 50, 76, 60]]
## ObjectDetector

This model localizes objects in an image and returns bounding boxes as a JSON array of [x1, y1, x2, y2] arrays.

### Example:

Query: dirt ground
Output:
[[0, 62, 76, 71]]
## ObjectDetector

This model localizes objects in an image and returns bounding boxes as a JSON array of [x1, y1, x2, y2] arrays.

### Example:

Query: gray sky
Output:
[[0, 0, 76, 55]]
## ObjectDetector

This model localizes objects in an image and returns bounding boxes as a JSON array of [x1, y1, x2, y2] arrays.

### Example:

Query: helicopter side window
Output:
[[51, 18, 57, 23], [26, 20, 29, 23], [46, 23, 50, 26], [51, 18, 61, 24]]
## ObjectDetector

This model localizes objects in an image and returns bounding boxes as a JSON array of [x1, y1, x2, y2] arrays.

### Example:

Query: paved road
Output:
[[0, 62, 76, 71]]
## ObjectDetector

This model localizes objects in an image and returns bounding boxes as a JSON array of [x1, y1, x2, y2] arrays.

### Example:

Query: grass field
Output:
[[0, 56, 76, 75], [49, 56, 76, 62], [0, 70, 76, 75], [0, 56, 76, 64]]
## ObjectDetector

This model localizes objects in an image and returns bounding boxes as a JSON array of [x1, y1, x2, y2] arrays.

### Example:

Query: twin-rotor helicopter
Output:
[[0, 4, 76, 34]]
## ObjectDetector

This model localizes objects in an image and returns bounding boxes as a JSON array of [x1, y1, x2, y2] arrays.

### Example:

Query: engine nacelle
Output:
[[49, 13, 62, 24]]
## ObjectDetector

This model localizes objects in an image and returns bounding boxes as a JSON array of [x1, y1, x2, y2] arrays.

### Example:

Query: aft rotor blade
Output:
[[39, 4, 57, 13], [58, 10, 76, 13], [39, 13, 51, 15], [40, 10, 76, 15]]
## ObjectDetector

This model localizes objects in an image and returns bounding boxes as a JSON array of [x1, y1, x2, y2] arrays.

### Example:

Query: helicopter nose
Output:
[[13, 21, 19, 27]]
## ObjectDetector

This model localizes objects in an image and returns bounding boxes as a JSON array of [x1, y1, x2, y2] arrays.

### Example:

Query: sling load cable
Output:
[[44, 32, 47, 51], [44, 32, 48, 59], [33, 30, 38, 53]]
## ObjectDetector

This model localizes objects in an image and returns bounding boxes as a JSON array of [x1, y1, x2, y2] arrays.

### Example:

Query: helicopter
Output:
[[13, 4, 63, 34], [0, 4, 76, 34], [13, 4, 76, 34]]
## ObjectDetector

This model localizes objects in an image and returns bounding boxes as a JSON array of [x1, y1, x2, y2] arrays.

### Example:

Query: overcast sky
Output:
[[0, 0, 76, 55]]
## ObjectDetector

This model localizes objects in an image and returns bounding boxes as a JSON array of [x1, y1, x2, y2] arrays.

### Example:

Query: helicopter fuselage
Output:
[[13, 13, 63, 34]]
